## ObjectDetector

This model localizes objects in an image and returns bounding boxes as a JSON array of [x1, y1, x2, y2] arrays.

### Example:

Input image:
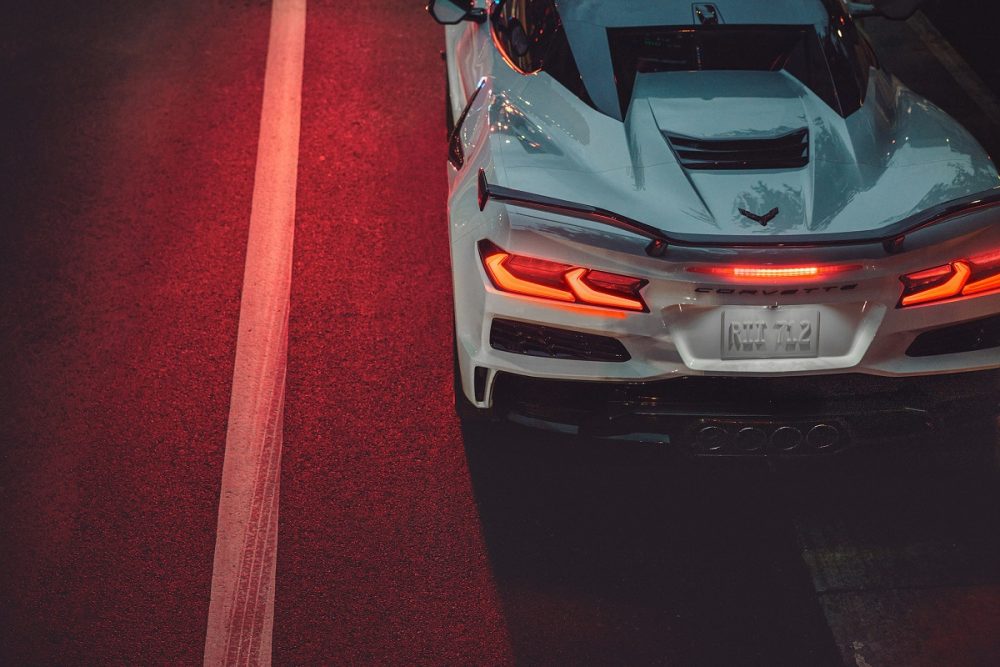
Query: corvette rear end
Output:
[[430, 0, 1000, 457], [455, 199, 1000, 454]]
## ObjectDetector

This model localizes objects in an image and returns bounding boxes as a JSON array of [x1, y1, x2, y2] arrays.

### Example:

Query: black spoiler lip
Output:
[[477, 169, 1000, 257]]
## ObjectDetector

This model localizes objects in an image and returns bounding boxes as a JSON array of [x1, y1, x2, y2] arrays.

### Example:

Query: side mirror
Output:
[[426, 0, 486, 25], [847, 0, 922, 21]]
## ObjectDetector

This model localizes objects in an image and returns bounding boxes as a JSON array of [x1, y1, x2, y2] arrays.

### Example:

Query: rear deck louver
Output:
[[665, 128, 809, 170]]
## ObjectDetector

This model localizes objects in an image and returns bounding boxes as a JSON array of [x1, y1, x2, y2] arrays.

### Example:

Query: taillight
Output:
[[900, 252, 1000, 306], [482, 251, 575, 302], [565, 268, 646, 311], [479, 241, 647, 312], [900, 263, 968, 306], [965, 250, 1000, 296], [688, 264, 859, 280]]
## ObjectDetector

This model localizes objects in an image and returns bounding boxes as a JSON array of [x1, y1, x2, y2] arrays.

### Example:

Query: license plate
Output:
[[721, 308, 820, 360]]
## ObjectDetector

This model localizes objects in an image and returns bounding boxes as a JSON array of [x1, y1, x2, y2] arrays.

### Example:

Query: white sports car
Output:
[[429, 0, 1000, 458]]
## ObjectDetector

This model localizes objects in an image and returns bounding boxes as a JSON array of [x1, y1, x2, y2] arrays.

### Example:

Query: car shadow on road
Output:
[[462, 422, 1000, 666], [775, 445, 1000, 666], [461, 423, 843, 666]]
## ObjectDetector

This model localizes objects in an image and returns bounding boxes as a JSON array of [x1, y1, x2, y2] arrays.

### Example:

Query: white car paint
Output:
[[440, 0, 1000, 411]]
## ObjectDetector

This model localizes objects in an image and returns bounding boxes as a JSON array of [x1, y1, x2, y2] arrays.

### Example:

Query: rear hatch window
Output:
[[608, 25, 872, 117]]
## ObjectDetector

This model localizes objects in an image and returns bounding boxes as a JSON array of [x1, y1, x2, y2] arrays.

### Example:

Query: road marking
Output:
[[908, 11, 1000, 130], [203, 0, 305, 664]]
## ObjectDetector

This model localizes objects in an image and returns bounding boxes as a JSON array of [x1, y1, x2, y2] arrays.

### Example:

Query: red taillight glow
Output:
[[483, 252, 575, 302], [965, 250, 1000, 296], [479, 241, 647, 313], [564, 268, 645, 311], [734, 266, 819, 278], [964, 272, 1000, 295], [900, 261, 970, 306], [900, 252, 1000, 306], [688, 264, 859, 280]]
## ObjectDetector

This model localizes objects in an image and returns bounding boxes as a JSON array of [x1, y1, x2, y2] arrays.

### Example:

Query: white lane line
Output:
[[203, 0, 305, 664], [908, 10, 1000, 130]]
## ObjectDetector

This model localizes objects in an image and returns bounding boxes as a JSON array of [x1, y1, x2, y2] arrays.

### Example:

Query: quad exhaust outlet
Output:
[[694, 422, 843, 456]]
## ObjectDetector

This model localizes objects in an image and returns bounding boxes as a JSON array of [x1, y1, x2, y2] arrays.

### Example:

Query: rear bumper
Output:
[[449, 178, 1000, 445], [451, 209, 1000, 411], [490, 369, 1000, 456]]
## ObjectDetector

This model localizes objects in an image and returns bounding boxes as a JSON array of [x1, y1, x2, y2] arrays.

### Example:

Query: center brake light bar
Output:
[[476, 169, 1000, 257], [688, 264, 860, 280]]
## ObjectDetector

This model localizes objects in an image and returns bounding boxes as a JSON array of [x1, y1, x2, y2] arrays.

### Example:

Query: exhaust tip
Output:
[[807, 424, 840, 451], [735, 427, 767, 453], [696, 425, 730, 453], [770, 426, 803, 452]]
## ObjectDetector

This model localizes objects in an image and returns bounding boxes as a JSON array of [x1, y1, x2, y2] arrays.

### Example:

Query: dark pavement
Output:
[[1, 1, 268, 663], [922, 0, 1000, 96], [274, 3, 509, 662], [1, 2, 999, 665], [864, 2, 1000, 160]]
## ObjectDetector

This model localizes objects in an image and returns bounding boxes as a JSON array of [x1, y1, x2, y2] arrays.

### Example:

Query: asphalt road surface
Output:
[[1, 2, 999, 665]]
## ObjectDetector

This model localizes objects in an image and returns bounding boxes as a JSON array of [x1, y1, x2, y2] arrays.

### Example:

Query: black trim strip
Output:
[[475, 170, 1000, 257], [449, 79, 486, 170], [478, 169, 671, 256]]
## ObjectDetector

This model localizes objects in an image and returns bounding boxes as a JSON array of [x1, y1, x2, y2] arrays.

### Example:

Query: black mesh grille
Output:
[[490, 318, 630, 362], [906, 315, 1000, 357], [665, 128, 809, 170]]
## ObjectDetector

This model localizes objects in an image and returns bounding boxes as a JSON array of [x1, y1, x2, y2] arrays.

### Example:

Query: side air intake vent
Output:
[[906, 314, 1000, 357], [665, 128, 809, 170], [490, 318, 630, 362]]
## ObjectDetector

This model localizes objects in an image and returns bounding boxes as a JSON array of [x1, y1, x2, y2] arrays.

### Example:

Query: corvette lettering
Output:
[[696, 284, 858, 295]]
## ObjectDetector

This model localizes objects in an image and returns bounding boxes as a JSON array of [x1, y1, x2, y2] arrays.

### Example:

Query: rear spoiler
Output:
[[477, 169, 1000, 257]]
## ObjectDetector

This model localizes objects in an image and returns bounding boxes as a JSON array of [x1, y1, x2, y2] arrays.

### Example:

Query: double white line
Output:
[[203, 1, 305, 665]]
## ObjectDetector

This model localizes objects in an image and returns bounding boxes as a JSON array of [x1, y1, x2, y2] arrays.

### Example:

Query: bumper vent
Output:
[[906, 314, 1000, 357], [489, 318, 630, 362], [665, 128, 809, 170]]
